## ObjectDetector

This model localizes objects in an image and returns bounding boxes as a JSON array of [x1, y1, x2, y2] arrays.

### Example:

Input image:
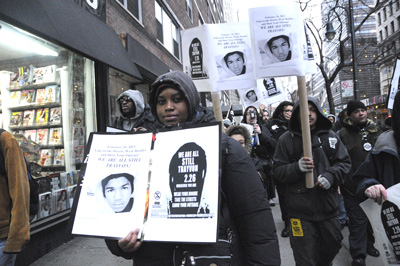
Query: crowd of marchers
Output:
[[103, 71, 400, 266], [2, 70, 400, 266]]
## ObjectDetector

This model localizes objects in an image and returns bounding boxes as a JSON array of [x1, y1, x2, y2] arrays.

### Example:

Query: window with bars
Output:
[[117, 0, 141, 21], [155, 1, 181, 59]]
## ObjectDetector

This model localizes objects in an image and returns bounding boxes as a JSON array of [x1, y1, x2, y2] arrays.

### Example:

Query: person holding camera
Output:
[[241, 106, 277, 204]]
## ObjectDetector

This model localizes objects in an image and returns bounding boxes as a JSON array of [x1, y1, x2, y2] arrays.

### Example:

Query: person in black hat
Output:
[[354, 90, 400, 206], [339, 99, 382, 266]]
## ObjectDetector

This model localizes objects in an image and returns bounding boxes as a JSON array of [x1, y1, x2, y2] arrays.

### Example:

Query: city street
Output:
[[27, 195, 385, 266]]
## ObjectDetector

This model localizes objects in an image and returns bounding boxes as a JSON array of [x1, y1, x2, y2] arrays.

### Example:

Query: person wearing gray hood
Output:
[[273, 97, 351, 266], [112, 90, 155, 131]]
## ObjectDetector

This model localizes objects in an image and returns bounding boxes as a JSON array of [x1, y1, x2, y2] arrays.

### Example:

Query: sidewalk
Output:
[[27, 197, 386, 266]]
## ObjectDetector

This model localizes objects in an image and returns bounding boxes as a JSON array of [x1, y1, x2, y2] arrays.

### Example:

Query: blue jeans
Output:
[[0, 238, 17, 266], [339, 194, 347, 224]]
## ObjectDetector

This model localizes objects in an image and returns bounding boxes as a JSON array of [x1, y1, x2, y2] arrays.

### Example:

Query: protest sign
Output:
[[70, 123, 221, 242], [361, 183, 400, 266]]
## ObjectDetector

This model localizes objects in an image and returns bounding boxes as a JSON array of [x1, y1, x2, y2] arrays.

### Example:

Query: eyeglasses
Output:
[[283, 109, 293, 113], [119, 96, 133, 103]]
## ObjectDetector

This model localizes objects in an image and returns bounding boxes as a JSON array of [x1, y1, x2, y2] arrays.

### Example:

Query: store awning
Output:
[[125, 34, 170, 81], [0, 0, 142, 79]]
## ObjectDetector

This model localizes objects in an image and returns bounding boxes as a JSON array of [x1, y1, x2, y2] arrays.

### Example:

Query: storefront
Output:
[[0, 0, 143, 264]]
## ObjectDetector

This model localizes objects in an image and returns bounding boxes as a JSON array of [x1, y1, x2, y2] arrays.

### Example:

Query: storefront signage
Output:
[[73, 0, 106, 21]]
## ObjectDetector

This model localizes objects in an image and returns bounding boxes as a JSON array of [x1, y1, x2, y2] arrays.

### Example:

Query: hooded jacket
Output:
[[241, 106, 276, 159], [338, 118, 382, 194], [273, 97, 351, 221], [0, 130, 30, 252], [354, 91, 400, 200], [106, 71, 280, 266], [112, 90, 155, 131], [267, 101, 293, 141]]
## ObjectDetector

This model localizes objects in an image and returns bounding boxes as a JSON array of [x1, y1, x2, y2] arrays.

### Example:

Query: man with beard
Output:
[[338, 100, 382, 266], [112, 90, 154, 132]]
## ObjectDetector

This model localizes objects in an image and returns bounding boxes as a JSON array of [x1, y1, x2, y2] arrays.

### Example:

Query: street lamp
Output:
[[325, 0, 358, 100]]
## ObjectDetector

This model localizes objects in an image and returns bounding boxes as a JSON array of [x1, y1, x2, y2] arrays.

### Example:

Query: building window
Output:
[[206, 1, 210, 21], [396, 0, 400, 10], [383, 7, 387, 21], [155, 1, 181, 59], [398, 16, 400, 30], [379, 30, 383, 42], [385, 26, 389, 38], [199, 16, 204, 25], [390, 2, 394, 15], [391, 21, 395, 34], [185, 0, 193, 21], [117, 0, 141, 21], [378, 12, 382, 25]]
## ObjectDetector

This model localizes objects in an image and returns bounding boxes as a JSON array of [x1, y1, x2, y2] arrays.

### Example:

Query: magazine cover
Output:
[[73, 92, 84, 109], [73, 145, 84, 165], [9, 91, 21, 106], [48, 128, 63, 145], [36, 128, 49, 145], [54, 189, 68, 212], [17, 65, 34, 86], [67, 185, 78, 209], [35, 108, 49, 126], [49, 107, 62, 125], [10, 72, 19, 88], [45, 85, 60, 103], [72, 109, 84, 127], [22, 110, 35, 127], [43, 65, 57, 83], [60, 172, 74, 188], [73, 127, 85, 145], [32, 67, 44, 84], [53, 149, 65, 167], [39, 192, 53, 218], [24, 129, 37, 143], [10, 111, 23, 127], [39, 149, 53, 167], [36, 88, 46, 105], [19, 89, 35, 105], [70, 123, 220, 242]]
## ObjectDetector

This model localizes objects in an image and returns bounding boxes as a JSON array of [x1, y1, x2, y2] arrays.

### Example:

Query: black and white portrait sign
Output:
[[389, 58, 400, 109], [238, 77, 286, 108], [182, 23, 256, 92], [249, 1, 316, 78], [71, 124, 220, 243]]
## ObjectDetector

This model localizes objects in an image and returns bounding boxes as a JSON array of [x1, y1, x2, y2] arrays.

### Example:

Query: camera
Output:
[[249, 109, 256, 119]]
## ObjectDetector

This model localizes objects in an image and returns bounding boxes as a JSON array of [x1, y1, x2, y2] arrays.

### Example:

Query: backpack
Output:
[[0, 129, 39, 219]]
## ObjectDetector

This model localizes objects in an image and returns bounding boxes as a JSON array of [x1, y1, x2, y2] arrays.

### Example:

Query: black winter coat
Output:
[[273, 97, 351, 221], [106, 71, 280, 266], [354, 130, 400, 200]]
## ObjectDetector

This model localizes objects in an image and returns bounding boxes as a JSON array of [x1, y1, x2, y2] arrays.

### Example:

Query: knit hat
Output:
[[346, 100, 366, 116]]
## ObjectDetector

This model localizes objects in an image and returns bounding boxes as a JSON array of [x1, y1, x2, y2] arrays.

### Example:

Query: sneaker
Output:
[[281, 227, 290, 238], [269, 199, 276, 206]]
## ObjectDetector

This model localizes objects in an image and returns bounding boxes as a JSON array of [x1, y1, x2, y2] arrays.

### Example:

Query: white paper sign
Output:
[[182, 23, 257, 92], [389, 59, 400, 109], [249, 2, 316, 78], [360, 183, 400, 266], [71, 124, 220, 243], [238, 77, 286, 109]]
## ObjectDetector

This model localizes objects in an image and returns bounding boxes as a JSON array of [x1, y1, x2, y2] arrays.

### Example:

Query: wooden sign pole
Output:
[[297, 76, 314, 188], [211, 91, 223, 122]]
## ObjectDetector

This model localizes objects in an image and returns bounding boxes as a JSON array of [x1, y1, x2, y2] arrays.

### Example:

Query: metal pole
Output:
[[348, 0, 358, 100]]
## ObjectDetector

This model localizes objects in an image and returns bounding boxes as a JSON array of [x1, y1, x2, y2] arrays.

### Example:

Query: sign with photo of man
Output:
[[248, 1, 316, 78], [182, 23, 257, 92], [70, 123, 221, 242]]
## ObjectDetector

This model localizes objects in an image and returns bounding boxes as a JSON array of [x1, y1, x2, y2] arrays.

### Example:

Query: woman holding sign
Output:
[[105, 71, 280, 266]]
